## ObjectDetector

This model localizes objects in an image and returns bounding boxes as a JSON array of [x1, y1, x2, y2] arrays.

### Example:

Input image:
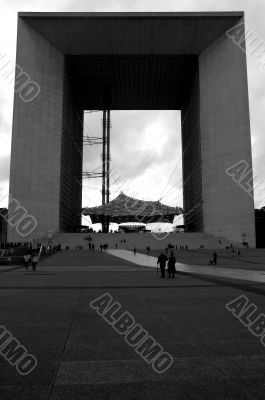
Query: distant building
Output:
[[0, 208, 8, 247]]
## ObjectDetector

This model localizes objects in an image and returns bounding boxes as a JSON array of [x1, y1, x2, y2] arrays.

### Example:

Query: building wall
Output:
[[59, 69, 83, 231], [199, 19, 256, 246], [8, 18, 64, 242], [181, 63, 204, 231]]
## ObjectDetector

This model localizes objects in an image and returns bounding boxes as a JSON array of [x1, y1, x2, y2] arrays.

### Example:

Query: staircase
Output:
[[52, 232, 238, 250]]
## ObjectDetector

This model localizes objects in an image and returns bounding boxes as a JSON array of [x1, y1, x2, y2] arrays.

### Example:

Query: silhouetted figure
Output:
[[31, 253, 38, 272], [146, 246, 150, 256], [167, 251, 176, 278], [100, 244, 103, 252], [213, 251, 217, 265], [24, 253, 30, 270], [157, 252, 168, 278], [89, 242, 92, 250], [92, 244, 95, 251], [133, 246, 136, 256], [115, 243, 118, 249]]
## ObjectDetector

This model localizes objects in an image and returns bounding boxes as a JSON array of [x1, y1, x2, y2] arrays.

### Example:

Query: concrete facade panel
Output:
[[8, 18, 64, 242], [199, 19, 255, 246]]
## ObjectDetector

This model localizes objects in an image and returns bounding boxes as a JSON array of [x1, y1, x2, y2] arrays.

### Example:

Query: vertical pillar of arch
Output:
[[8, 17, 65, 242], [181, 62, 203, 233], [59, 67, 83, 232], [182, 19, 256, 246]]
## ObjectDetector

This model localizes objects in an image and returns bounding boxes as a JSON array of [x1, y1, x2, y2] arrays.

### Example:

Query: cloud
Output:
[[82, 110, 182, 206], [0, 154, 10, 182]]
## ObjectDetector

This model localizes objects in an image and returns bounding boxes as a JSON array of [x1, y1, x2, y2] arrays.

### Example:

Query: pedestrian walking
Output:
[[24, 253, 30, 270], [133, 246, 136, 256], [167, 251, 176, 278], [157, 252, 168, 278], [31, 253, 39, 272], [213, 251, 217, 265]]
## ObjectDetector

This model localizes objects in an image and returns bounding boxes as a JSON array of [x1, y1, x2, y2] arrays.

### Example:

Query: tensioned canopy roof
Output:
[[82, 193, 183, 224]]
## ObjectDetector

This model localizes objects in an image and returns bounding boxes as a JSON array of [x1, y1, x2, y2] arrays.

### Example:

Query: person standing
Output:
[[157, 252, 168, 278], [24, 253, 31, 270], [213, 251, 217, 265], [31, 253, 39, 272], [167, 251, 176, 278], [133, 246, 137, 256]]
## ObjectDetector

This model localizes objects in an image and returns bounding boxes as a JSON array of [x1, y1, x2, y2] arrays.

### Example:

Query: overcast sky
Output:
[[1, 0, 265, 219]]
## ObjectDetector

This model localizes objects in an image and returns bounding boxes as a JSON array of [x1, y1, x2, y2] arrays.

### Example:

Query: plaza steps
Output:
[[52, 232, 238, 250]]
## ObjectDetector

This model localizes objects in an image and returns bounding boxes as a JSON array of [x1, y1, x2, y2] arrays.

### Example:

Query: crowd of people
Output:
[[165, 243, 189, 252]]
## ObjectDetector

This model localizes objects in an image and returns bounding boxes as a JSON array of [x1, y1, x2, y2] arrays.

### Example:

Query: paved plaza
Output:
[[0, 249, 265, 399]]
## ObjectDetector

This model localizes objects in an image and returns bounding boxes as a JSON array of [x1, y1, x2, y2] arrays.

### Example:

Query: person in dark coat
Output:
[[31, 253, 39, 272], [167, 251, 176, 278], [213, 251, 217, 265], [157, 252, 168, 278], [24, 253, 31, 270]]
